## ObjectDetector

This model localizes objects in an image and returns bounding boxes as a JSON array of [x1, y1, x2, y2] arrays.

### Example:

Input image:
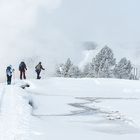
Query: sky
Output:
[[0, 0, 140, 79], [48, 0, 140, 62], [55, 0, 140, 43]]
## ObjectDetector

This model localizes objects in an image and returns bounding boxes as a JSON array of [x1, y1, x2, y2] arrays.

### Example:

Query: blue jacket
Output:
[[6, 65, 14, 76]]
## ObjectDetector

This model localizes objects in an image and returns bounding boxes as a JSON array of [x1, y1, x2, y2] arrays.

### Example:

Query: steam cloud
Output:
[[0, 0, 79, 80]]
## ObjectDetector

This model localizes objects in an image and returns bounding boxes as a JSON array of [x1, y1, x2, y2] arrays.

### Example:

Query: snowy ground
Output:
[[1, 78, 140, 140]]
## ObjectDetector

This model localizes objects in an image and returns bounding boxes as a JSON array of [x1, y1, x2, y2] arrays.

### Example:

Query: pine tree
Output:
[[64, 58, 73, 77], [83, 63, 91, 77], [83, 61, 95, 77], [68, 66, 81, 78], [56, 64, 65, 77], [56, 58, 73, 77], [94, 46, 116, 78], [114, 57, 133, 79]]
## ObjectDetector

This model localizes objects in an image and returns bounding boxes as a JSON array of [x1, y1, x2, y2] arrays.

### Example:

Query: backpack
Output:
[[6, 66, 12, 76], [35, 64, 41, 71], [19, 62, 26, 70]]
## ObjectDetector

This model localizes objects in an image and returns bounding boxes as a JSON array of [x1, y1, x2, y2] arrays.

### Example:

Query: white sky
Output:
[[49, 0, 140, 62], [54, 0, 140, 44]]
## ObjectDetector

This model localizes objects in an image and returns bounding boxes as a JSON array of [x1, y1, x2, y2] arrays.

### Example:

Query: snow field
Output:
[[1, 78, 140, 140], [26, 78, 140, 140], [0, 85, 31, 140]]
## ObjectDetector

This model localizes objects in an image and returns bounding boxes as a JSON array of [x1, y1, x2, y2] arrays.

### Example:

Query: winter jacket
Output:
[[6, 66, 14, 76], [19, 62, 27, 71], [35, 64, 45, 72]]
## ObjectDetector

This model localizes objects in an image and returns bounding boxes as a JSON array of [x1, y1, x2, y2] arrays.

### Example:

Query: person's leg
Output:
[[7, 75, 9, 85], [23, 71, 26, 79], [36, 71, 39, 79], [39, 71, 41, 79], [9, 76, 12, 85], [20, 71, 22, 80], [36, 70, 38, 79], [37, 71, 41, 79], [7, 75, 11, 85]]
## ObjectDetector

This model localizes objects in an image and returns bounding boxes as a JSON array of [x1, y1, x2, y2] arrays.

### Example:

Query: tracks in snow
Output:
[[0, 85, 32, 140], [0, 86, 6, 113]]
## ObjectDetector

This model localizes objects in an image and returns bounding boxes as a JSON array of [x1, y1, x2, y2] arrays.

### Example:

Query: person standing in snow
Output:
[[19, 61, 27, 80], [6, 65, 15, 85], [35, 62, 45, 79]]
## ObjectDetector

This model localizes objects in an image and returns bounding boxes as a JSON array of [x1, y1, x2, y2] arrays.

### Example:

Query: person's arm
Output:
[[24, 64, 27, 70], [41, 65, 45, 70]]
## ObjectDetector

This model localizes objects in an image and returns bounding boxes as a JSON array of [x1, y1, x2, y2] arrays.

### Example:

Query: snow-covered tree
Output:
[[113, 57, 133, 79], [56, 64, 65, 77], [68, 66, 82, 78], [83, 61, 95, 77], [56, 58, 73, 77], [94, 46, 116, 78], [63, 58, 73, 77], [55, 58, 82, 77], [83, 63, 91, 77], [55, 46, 134, 80]]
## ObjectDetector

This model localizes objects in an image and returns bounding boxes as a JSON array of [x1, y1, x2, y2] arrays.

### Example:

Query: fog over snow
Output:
[[0, 0, 140, 80]]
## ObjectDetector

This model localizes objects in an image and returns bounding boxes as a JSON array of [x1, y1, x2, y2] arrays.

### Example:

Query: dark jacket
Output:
[[19, 62, 27, 71]]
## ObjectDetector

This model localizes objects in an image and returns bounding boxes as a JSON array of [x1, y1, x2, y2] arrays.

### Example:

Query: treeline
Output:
[[55, 46, 134, 79]]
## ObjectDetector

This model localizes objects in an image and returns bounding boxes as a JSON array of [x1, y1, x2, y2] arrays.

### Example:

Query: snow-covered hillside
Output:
[[1, 78, 140, 140]]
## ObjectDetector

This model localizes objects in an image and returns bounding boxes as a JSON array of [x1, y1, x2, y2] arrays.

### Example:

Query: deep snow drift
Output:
[[1, 78, 140, 140]]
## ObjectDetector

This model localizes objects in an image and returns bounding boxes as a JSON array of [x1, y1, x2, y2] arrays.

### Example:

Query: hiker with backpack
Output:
[[6, 65, 15, 85], [19, 61, 27, 80], [35, 62, 45, 79]]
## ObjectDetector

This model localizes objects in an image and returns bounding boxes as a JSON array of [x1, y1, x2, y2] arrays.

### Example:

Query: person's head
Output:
[[39, 62, 42, 65]]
